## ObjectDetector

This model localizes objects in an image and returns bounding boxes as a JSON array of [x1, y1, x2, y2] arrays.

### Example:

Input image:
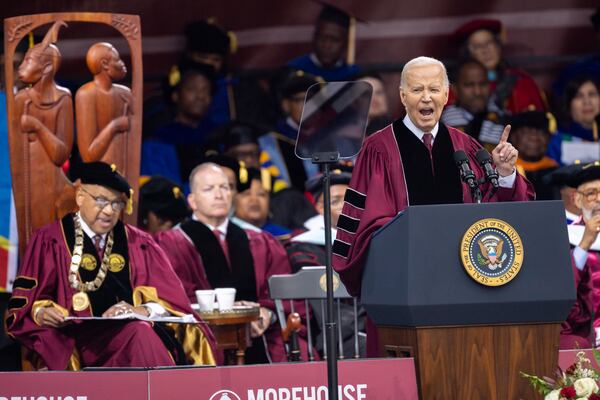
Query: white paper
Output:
[[64, 313, 199, 324], [561, 141, 600, 165]]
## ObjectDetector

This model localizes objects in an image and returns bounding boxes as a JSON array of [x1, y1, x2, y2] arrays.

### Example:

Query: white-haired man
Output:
[[332, 56, 535, 356]]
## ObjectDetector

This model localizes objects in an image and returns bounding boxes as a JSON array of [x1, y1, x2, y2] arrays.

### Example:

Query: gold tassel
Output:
[[228, 31, 238, 54], [261, 169, 272, 192], [172, 187, 182, 199], [239, 161, 248, 184], [125, 189, 134, 215], [28, 32, 34, 49], [546, 112, 557, 134], [168, 65, 181, 88]]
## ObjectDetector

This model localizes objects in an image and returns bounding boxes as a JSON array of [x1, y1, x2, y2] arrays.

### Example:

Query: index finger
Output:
[[499, 125, 511, 143]]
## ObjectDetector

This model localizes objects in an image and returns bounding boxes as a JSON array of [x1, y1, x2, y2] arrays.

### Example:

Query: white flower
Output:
[[574, 377, 599, 397], [544, 389, 559, 400]]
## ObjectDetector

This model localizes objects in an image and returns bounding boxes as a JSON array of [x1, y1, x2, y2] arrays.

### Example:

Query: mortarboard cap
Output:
[[71, 162, 131, 197], [236, 167, 273, 193], [567, 161, 600, 188], [139, 176, 190, 220], [279, 70, 321, 99], [305, 164, 353, 201], [542, 162, 583, 187], [184, 19, 234, 56], [510, 111, 557, 135]]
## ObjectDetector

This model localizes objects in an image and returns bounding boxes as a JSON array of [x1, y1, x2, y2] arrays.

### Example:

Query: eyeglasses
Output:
[[80, 187, 126, 212], [468, 40, 497, 53], [578, 188, 600, 202]]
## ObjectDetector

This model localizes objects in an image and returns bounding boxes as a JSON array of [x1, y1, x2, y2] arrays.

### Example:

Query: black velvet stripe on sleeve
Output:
[[13, 277, 37, 290], [8, 297, 27, 310], [332, 239, 350, 258], [337, 214, 359, 234], [344, 188, 366, 210]]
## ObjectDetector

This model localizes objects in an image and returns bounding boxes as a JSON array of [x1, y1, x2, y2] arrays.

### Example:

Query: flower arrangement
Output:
[[521, 351, 600, 399]]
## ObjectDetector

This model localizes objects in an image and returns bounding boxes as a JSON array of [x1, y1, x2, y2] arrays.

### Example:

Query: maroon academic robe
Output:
[[156, 222, 315, 363], [5, 217, 217, 370], [332, 122, 535, 356], [560, 250, 593, 349]]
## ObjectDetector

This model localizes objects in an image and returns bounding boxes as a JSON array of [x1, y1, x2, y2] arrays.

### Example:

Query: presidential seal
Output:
[[460, 218, 523, 286], [319, 273, 340, 292]]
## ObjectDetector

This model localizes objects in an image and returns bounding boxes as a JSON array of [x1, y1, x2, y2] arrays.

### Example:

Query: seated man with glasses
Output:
[[5, 161, 217, 370], [561, 161, 600, 349]]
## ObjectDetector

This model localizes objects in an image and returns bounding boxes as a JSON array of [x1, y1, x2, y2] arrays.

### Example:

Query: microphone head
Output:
[[475, 148, 492, 165], [453, 150, 469, 166]]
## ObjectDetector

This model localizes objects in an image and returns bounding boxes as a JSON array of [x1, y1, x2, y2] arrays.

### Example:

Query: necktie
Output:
[[213, 229, 231, 268], [422, 132, 433, 154], [93, 235, 104, 259]]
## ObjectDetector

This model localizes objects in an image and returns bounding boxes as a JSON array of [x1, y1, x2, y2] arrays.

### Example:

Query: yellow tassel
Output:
[[228, 31, 238, 54], [125, 189, 134, 215], [261, 169, 272, 192], [110, 164, 117, 172], [28, 32, 34, 49], [546, 112, 557, 135], [239, 161, 248, 184], [168, 65, 181, 88], [172, 187, 181, 199]]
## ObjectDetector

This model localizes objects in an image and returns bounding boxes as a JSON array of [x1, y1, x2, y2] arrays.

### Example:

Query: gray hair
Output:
[[189, 162, 224, 192], [400, 56, 449, 89]]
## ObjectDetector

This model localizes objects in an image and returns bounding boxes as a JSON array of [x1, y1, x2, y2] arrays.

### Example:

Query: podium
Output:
[[362, 201, 575, 399]]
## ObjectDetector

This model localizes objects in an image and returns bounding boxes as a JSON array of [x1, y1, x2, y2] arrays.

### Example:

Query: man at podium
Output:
[[332, 56, 535, 355]]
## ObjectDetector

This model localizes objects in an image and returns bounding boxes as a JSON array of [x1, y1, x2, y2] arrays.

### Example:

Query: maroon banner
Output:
[[149, 359, 418, 400], [0, 371, 148, 400]]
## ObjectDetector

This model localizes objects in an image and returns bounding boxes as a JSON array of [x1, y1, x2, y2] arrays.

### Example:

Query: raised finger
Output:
[[499, 125, 511, 143]]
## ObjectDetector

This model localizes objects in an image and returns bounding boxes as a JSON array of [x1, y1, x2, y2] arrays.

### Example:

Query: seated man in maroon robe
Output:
[[333, 56, 535, 356], [561, 162, 600, 349], [156, 162, 314, 363], [5, 162, 217, 370]]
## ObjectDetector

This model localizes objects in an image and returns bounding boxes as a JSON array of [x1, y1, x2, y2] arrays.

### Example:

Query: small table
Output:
[[199, 306, 260, 365]]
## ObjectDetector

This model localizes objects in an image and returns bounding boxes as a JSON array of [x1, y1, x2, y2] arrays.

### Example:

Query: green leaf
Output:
[[520, 372, 553, 396]]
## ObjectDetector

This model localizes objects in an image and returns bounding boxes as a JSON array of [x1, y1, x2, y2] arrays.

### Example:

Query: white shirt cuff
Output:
[[498, 169, 516, 188], [573, 246, 589, 271], [143, 302, 168, 318]]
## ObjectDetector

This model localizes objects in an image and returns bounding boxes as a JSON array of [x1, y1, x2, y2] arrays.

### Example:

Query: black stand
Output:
[[312, 151, 339, 400]]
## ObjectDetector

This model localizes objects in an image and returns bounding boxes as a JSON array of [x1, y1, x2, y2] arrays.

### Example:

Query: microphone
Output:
[[475, 148, 499, 189], [453, 150, 477, 189]]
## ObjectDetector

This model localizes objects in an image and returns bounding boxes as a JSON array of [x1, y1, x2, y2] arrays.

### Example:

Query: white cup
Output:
[[195, 290, 215, 312], [215, 288, 236, 311]]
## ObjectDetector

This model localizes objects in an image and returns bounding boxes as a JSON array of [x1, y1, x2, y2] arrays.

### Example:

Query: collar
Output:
[[192, 213, 229, 236], [310, 53, 344, 69], [77, 212, 108, 241], [403, 114, 440, 141], [286, 116, 299, 130]]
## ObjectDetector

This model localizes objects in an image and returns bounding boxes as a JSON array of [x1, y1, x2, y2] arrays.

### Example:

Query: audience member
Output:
[[441, 59, 505, 148], [269, 188, 319, 231], [141, 67, 216, 190], [220, 121, 262, 169], [286, 168, 366, 358], [548, 75, 600, 165], [231, 167, 291, 240], [138, 176, 190, 234], [454, 19, 546, 114], [155, 163, 313, 363], [510, 111, 559, 200], [356, 73, 394, 135], [560, 161, 600, 349], [288, 5, 361, 81], [5, 162, 216, 369], [259, 70, 321, 191]]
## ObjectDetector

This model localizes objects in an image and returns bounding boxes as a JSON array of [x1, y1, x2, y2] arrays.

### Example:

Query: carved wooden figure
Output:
[[13, 21, 75, 251], [76, 42, 133, 172], [5, 13, 144, 258]]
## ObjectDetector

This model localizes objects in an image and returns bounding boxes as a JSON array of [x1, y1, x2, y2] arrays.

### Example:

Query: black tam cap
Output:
[[567, 162, 600, 188], [318, 4, 351, 29], [221, 121, 260, 151], [305, 165, 352, 201], [202, 152, 241, 177], [139, 176, 190, 221], [184, 20, 232, 56], [543, 162, 583, 187], [279, 70, 321, 99], [237, 167, 273, 193], [510, 111, 555, 134], [71, 162, 131, 197]]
